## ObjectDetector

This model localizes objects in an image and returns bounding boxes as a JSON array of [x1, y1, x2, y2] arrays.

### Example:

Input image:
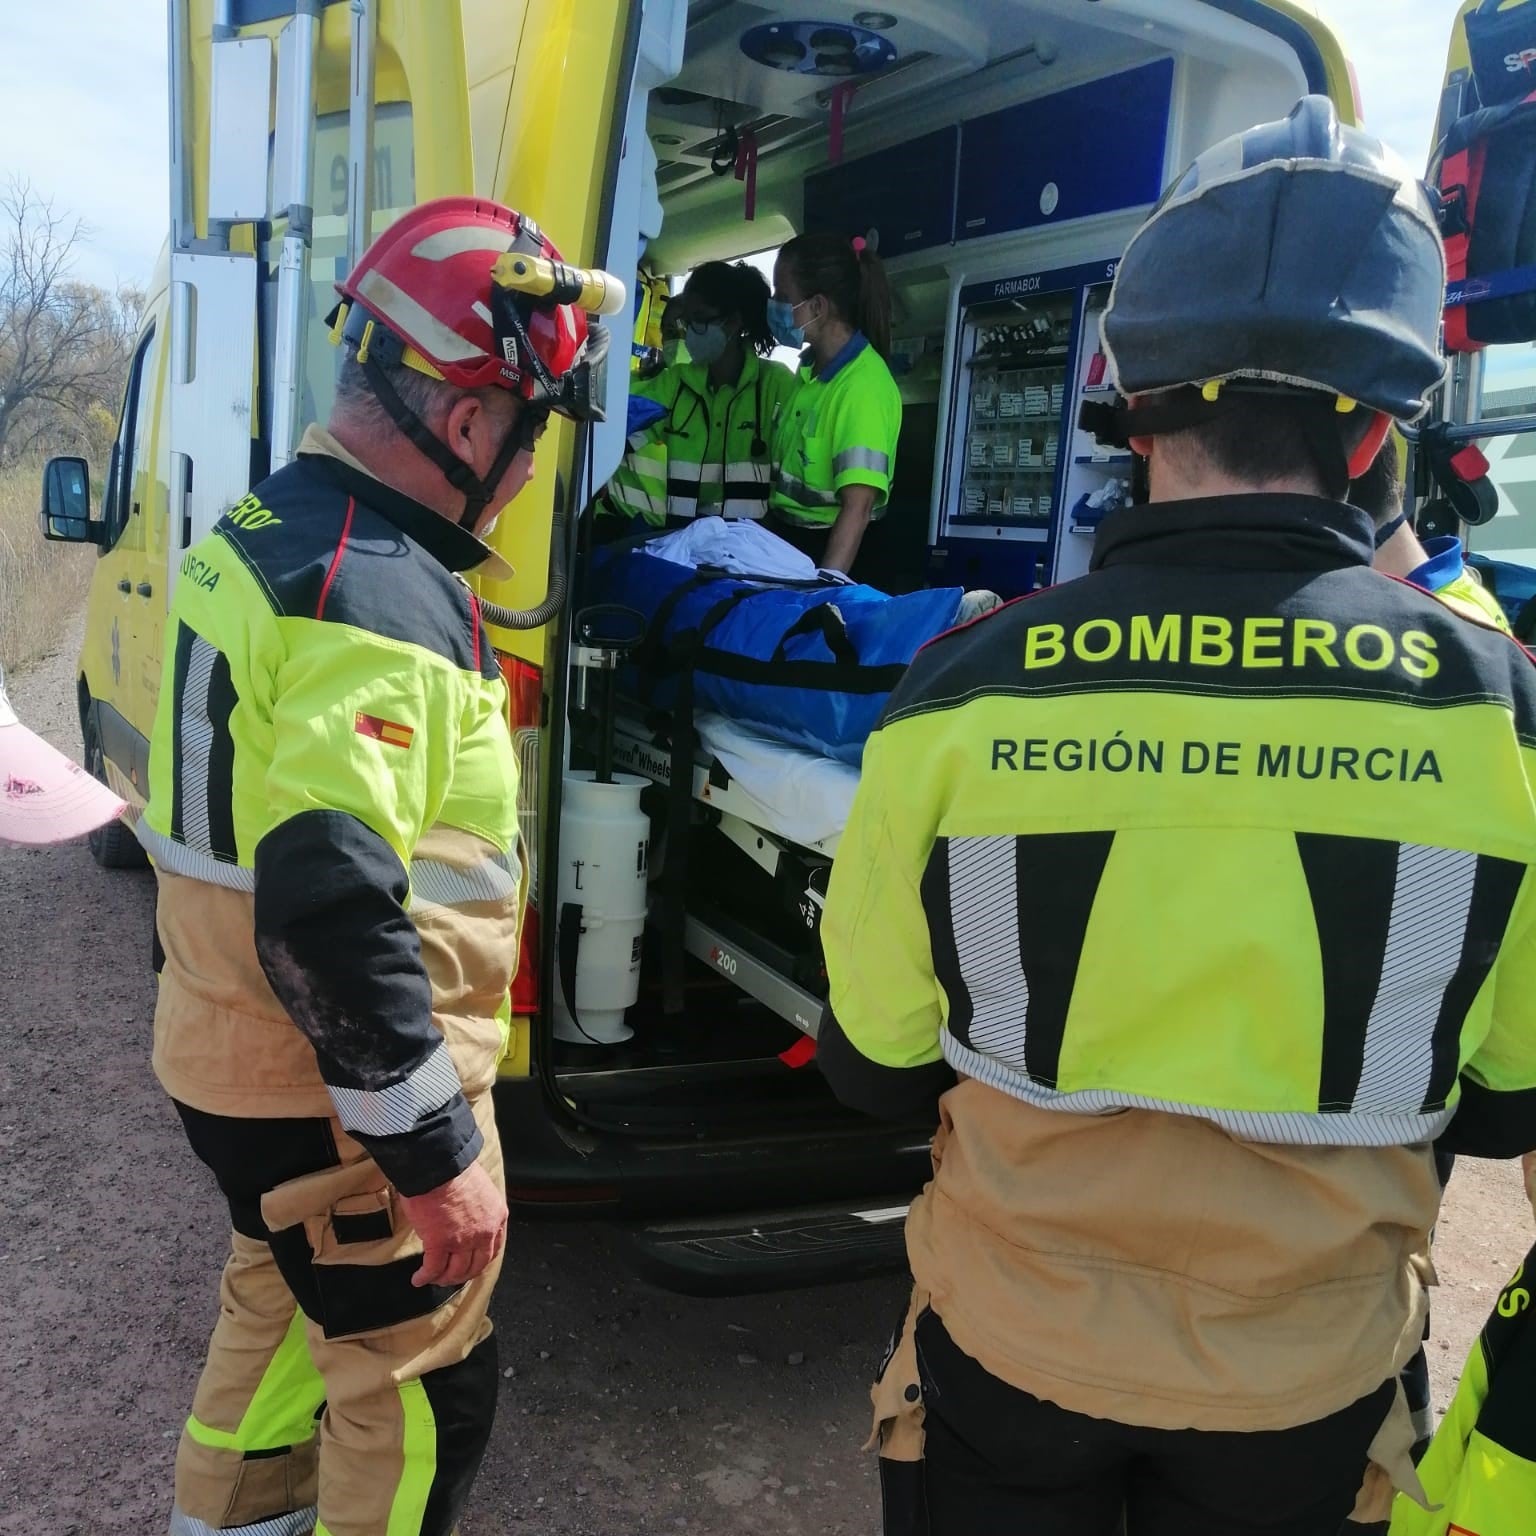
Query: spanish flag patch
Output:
[[355, 712, 415, 750]]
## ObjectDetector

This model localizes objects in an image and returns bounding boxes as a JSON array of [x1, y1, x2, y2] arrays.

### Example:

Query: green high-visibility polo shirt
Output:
[[770, 332, 902, 529]]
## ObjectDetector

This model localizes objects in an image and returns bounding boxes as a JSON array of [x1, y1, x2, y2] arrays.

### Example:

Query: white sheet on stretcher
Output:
[[695, 712, 859, 849], [643, 519, 817, 580]]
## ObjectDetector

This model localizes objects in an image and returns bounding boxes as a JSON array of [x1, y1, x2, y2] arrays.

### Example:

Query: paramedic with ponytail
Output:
[[817, 98, 1536, 1535], [768, 232, 902, 578], [601, 261, 798, 528]]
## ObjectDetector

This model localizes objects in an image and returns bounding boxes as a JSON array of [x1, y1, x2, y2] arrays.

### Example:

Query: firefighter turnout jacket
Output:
[[141, 426, 526, 1198], [1390, 1238, 1536, 1535], [604, 352, 799, 525], [821, 493, 1536, 1445]]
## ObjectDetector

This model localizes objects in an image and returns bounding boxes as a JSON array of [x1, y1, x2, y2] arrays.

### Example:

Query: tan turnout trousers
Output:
[[170, 1095, 503, 1536]]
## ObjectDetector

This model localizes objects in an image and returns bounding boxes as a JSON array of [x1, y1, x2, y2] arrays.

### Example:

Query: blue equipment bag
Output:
[[588, 546, 964, 764]]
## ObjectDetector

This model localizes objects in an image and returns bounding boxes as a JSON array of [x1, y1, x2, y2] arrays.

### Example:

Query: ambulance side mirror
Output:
[[39, 456, 100, 544]]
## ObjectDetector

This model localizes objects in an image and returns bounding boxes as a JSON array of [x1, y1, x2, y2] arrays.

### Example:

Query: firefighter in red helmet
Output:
[[141, 197, 617, 1536]]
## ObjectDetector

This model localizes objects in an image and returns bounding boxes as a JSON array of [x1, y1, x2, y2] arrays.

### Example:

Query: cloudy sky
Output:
[[0, 0, 1461, 292]]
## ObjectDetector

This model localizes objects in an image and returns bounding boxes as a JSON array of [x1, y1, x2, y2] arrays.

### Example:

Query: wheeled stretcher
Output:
[[571, 534, 967, 1042]]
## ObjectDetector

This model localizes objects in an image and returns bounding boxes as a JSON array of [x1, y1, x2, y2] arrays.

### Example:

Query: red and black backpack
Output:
[[1431, 0, 1536, 351]]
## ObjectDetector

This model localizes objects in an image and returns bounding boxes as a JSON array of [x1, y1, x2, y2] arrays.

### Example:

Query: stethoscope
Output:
[[665, 359, 770, 481]]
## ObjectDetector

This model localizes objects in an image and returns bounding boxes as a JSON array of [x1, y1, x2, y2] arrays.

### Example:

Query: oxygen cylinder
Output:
[[551, 771, 651, 1045]]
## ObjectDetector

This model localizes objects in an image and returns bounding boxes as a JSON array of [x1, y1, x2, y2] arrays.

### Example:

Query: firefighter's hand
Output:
[[399, 1161, 509, 1289]]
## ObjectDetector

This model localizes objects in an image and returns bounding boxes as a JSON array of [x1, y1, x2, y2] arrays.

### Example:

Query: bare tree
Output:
[[0, 178, 136, 463]]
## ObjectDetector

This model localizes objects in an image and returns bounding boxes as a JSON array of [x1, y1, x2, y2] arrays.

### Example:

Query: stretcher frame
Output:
[[610, 712, 830, 1039]]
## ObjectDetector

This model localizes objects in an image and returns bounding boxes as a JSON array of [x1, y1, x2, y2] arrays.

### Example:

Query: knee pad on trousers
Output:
[[174, 1434, 319, 1532]]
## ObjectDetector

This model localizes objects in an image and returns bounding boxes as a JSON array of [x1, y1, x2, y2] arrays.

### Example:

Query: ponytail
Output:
[[779, 232, 893, 360], [852, 240, 892, 361]]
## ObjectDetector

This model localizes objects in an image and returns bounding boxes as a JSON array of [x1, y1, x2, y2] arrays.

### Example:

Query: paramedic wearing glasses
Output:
[[768, 232, 902, 580], [601, 260, 799, 527], [817, 98, 1536, 1536]]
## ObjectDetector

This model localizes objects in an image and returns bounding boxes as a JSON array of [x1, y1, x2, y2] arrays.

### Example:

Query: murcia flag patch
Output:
[[355, 712, 415, 750]]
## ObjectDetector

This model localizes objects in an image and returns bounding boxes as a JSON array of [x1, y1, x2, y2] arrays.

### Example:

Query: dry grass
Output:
[[0, 454, 97, 673]]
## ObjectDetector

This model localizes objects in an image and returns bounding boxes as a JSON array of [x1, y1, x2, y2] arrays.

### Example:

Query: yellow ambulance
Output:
[[42, 0, 1512, 1291]]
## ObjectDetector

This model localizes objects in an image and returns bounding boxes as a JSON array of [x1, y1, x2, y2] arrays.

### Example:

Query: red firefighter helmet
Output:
[[332, 196, 603, 417], [328, 197, 622, 526]]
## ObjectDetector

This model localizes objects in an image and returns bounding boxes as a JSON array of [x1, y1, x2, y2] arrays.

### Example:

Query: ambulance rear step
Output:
[[624, 1199, 911, 1295]]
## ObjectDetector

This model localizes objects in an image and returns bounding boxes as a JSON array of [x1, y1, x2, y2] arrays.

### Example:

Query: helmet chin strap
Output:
[[1372, 509, 1411, 549], [359, 349, 524, 530], [457, 414, 528, 531]]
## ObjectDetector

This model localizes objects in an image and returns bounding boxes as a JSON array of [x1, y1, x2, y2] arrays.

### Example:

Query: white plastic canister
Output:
[[551, 771, 651, 1045]]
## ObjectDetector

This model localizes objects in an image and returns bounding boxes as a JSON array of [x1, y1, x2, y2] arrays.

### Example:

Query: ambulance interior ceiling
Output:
[[644, 0, 1317, 306]]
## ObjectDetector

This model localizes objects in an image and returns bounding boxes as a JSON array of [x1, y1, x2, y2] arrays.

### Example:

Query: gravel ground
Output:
[[1, 619, 1530, 1535]]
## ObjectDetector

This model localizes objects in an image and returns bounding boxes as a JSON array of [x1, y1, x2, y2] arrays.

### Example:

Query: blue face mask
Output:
[[768, 298, 806, 349], [685, 320, 730, 366]]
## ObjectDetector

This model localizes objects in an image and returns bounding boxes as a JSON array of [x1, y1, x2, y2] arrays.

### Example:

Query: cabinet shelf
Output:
[[964, 468, 1057, 480], [969, 416, 1060, 430], [950, 513, 1051, 528], [967, 354, 1068, 373]]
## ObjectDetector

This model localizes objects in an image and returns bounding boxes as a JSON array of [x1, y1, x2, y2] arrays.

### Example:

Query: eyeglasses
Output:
[[663, 306, 725, 338]]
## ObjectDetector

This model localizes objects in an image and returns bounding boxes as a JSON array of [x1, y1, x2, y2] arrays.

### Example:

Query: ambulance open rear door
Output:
[[164, 0, 263, 603]]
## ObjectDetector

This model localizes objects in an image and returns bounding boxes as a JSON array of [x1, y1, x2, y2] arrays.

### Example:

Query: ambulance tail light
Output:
[[501, 654, 543, 1016]]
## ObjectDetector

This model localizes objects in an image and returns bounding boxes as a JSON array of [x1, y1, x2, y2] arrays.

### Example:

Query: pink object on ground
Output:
[[0, 666, 126, 846]]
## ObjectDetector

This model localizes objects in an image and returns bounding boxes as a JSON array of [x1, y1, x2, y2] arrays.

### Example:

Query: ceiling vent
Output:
[[738, 18, 899, 78], [671, 2, 987, 121]]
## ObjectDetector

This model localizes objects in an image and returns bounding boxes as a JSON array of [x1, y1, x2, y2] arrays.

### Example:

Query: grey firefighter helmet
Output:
[[1100, 95, 1448, 425]]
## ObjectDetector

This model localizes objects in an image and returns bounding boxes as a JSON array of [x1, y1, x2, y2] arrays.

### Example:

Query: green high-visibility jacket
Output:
[[819, 493, 1536, 1152], [1434, 568, 1512, 633], [603, 352, 799, 526]]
